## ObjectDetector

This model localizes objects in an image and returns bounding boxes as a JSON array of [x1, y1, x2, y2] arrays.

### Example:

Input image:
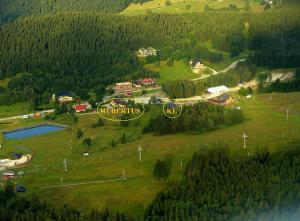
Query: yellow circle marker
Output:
[[162, 101, 183, 119], [97, 98, 145, 122]]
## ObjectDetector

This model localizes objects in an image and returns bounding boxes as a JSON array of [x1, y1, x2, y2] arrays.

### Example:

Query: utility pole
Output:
[[122, 169, 126, 178], [137, 145, 143, 162], [63, 158, 67, 172], [242, 132, 248, 149], [286, 109, 289, 121]]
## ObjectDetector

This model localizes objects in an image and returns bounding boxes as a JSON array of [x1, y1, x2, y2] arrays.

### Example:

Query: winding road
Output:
[[191, 59, 246, 82]]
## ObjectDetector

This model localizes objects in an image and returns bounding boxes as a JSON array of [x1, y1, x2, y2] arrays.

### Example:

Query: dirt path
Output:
[[40, 177, 127, 189]]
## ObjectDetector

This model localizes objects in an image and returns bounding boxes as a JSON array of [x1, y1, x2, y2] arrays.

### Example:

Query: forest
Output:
[[0, 10, 300, 105], [145, 142, 300, 221], [0, 182, 133, 221], [0, 0, 149, 24], [143, 102, 244, 135]]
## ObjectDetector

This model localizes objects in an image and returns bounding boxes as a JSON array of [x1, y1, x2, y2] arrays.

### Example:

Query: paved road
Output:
[[191, 59, 246, 82], [0, 109, 55, 122]]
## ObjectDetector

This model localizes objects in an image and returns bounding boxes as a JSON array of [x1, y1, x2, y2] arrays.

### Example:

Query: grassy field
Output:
[[0, 92, 300, 219], [144, 60, 205, 84], [0, 103, 31, 118], [122, 0, 264, 15], [144, 53, 247, 84]]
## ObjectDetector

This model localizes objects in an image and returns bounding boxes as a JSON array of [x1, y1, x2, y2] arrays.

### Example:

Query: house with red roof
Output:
[[139, 78, 156, 87], [73, 102, 92, 113]]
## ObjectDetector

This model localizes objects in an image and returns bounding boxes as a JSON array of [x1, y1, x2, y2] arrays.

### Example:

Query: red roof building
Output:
[[140, 78, 156, 86], [73, 102, 91, 113]]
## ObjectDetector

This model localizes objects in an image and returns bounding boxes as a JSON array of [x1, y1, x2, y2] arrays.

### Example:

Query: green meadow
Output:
[[122, 0, 264, 15], [0, 92, 300, 219], [144, 60, 204, 84]]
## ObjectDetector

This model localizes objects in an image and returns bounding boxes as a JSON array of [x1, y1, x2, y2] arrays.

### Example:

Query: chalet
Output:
[[138, 47, 157, 57], [138, 48, 147, 56], [111, 99, 128, 107], [73, 102, 91, 113], [207, 86, 229, 94], [190, 59, 204, 74], [58, 92, 73, 103], [115, 82, 133, 92], [208, 94, 234, 106], [139, 78, 156, 87], [147, 47, 157, 56]]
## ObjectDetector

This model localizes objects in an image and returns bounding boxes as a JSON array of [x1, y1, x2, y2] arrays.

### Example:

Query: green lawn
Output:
[[0, 103, 31, 118], [144, 60, 200, 84], [122, 0, 264, 15], [0, 92, 300, 219]]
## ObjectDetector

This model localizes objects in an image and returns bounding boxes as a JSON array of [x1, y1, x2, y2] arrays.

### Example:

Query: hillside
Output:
[[0, 0, 148, 24], [0, 10, 299, 106], [123, 0, 265, 14]]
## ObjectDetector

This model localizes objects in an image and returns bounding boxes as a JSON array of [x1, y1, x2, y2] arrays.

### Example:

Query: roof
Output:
[[147, 47, 156, 51], [116, 82, 132, 86], [140, 78, 155, 84], [190, 59, 202, 67], [210, 94, 230, 103], [112, 99, 127, 105], [207, 86, 229, 94], [74, 104, 88, 111], [58, 91, 72, 97]]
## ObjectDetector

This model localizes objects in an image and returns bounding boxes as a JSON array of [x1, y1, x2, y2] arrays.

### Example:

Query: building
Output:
[[207, 85, 229, 94], [34, 112, 42, 118], [139, 78, 156, 87], [3, 171, 15, 178], [147, 47, 157, 56], [58, 92, 73, 103], [73, 102, 91, 113], [115, 82, 133, 92], [111, 99, 128, 107], [208, 94, 234, 106], [190, 60, 205, 74], [138, 47, 157, 57]]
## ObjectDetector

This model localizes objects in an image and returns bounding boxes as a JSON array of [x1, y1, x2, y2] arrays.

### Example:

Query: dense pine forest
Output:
[[0, 0, 149, 24], [143, 102, 244, 135], [145, 143, 300, 221], [0, 10, 300, 106]]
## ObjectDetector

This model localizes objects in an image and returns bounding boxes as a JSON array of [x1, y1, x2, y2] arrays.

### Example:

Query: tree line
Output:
[[0, 0, 150, 24], [145, 142, 300, 220], [143, 102, 244, 135], [0, 182, 134, 221]]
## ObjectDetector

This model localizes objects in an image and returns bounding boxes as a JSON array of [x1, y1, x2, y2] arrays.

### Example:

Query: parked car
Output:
[[16, 185, 26, 193]]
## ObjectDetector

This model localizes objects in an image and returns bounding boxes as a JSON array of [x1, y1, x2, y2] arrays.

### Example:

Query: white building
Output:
[[190, 60, 205, 74], [58, 96, 73, 103], [207, 86, 229, 94], [138, 47, 157, 57]]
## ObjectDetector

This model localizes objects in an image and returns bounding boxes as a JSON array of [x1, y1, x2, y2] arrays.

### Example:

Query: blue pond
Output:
[[3, 124, 66, 140]]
